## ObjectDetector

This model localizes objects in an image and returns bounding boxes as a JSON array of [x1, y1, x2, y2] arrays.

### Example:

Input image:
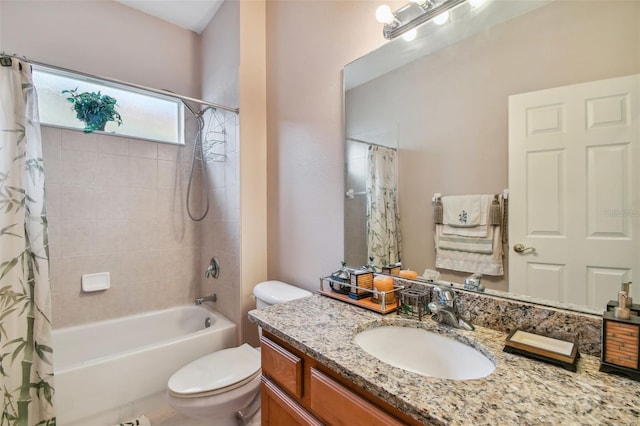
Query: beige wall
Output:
[[265, 0, 384, 292], [239, 0, 268, 346], [0, 0, 201, 97], [345, 1, 640, 291], [200, 0, 243, 341]]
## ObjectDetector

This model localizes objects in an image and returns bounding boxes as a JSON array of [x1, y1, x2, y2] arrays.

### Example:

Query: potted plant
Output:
[[62, 88, 123, 133]]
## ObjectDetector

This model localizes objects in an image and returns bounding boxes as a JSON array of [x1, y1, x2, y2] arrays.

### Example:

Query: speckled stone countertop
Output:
[[249, 295, 640, 426]]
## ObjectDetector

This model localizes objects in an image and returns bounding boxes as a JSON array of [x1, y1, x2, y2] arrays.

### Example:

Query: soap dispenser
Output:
[[622, 282, 633, 307], [601, 287, 640, 380], [614, 291, 631, 320], [606, 282, 640, 315]]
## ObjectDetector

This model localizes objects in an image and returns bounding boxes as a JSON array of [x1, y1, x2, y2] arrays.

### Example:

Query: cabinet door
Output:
[[309, 368, 404, 426], [261, 336, 304, 398], [261, 376, 322, 426]]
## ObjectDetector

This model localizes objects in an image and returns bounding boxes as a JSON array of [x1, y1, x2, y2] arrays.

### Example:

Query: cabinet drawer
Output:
[[261, 336, 303, 398], [261, 377, 322, 426], [309, 368, 404, 426]]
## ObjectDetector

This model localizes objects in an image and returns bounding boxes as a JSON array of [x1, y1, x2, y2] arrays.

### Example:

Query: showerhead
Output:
[[182, 100, 216, 118]]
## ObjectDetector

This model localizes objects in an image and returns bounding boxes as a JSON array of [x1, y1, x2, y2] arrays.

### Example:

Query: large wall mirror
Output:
[[343, 0, 640, 313]]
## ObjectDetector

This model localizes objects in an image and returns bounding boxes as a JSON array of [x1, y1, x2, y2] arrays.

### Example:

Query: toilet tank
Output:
[[253, 280, 312, 309]]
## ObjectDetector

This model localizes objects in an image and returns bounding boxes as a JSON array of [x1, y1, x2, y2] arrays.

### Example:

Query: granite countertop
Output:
[[248, 294, 640, 426]]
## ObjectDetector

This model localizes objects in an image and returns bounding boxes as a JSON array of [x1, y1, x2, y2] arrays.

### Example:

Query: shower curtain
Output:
[[366, 145, 402, 269], [0, 59, 55, 425]]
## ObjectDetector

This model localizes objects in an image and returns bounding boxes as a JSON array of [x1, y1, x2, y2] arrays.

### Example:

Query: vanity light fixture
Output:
[[402, 28, 418, 41], [376, 0, 468, 40], [432, 11, 450, 25], [375, 4, 396, 25], [468, 0, 486, 7]]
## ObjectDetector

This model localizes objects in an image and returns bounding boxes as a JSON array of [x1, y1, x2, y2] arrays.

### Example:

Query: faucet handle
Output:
[[205, 257, 220, 279], [434, 286, 455, 306], [464, 273, 484, 292]]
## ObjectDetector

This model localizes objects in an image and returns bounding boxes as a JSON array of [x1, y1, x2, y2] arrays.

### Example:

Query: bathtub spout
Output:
[[195, 294, 217, 305]]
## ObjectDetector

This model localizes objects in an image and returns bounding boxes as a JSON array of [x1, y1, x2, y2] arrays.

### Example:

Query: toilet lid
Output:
[[253, 280, 312, 305], [168, 344, 261, 397]]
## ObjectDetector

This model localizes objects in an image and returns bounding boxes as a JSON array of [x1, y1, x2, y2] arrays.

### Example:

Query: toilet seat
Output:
[[168, 343, 261, 399]]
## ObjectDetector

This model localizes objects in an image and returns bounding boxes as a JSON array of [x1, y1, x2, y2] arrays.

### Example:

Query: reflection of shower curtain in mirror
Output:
[[366, 146, 402, 269]]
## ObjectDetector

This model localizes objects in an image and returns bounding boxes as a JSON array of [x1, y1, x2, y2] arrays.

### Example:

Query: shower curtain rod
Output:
[[346, 137, 397, 151], [0, 53, 239, 114]]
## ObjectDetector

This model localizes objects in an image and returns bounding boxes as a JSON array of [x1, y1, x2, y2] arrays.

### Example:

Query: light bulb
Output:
[[402, 28, 417, 41], [468, 0, 486, 7], [433, 11, 449, 25], [375, 4, 395, 25]]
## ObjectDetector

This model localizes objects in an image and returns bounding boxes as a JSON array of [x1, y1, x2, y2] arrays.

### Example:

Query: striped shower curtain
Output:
[[0, 58, 55, 425], [366, 145, 402, 270]]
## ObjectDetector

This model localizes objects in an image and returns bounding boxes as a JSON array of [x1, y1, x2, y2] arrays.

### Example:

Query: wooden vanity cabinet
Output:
[[260, 331, 420, 426]]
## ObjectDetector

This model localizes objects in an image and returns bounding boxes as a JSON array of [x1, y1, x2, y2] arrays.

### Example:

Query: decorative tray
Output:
[[318, 276, 402, 315], [503, 329, 579, 372]]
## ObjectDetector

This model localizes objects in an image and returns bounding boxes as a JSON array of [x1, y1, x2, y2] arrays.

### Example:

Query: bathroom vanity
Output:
[[249, 295, 640, 425], [260, 332, 417, 425]]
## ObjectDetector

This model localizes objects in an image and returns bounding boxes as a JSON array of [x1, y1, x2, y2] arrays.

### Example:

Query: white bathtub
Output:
[[52, 305, 236, 426]]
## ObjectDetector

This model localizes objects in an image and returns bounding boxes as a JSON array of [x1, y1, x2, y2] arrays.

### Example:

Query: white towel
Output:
[[441, 224, 489, 237], [117, 415, 151, 426], [443, 195, 483, 227], [435, 224, 503, 276], [439, 226, 494, 254], [442, 194, 492, 237]]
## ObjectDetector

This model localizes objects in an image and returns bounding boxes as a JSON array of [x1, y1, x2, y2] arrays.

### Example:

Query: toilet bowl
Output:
[[167, 280, 312, 425]]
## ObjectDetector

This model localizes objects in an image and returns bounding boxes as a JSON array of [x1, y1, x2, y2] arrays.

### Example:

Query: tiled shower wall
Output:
[[198, 109, 241, 329], [43, 122, 240, 329]]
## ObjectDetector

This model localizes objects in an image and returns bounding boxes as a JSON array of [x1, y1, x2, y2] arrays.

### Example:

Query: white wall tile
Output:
[[98, 153, 130, 187], [61, 129, 98, 152], [130, 157, 158, 188], [98, 134, 129, 156], [42, 121, 237, 327], [61, 149, 98, 186], [129, 138, 158, 159]]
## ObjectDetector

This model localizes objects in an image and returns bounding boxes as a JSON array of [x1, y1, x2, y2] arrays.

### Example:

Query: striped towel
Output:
[[435, 223, 503, 276], [438, 233, 493, 254]]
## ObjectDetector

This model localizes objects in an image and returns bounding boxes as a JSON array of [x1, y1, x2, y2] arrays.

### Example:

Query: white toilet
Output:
[[167, 281, 312, 425]]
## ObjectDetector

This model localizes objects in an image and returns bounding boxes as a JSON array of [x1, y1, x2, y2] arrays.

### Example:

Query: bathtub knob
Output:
[[205, 257, 220, 279]]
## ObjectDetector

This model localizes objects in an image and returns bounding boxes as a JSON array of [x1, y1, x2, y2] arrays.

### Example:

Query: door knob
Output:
[[513, 243, 536, 253]]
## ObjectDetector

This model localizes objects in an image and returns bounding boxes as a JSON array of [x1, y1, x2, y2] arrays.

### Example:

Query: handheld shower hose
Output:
[[183, 101, 214, 221]]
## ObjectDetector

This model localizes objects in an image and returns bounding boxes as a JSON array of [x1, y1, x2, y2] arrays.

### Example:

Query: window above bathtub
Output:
[[32, 66, 185, 145]]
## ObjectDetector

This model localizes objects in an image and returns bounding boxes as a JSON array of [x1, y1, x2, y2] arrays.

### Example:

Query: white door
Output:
[[509, 74, 640, 309]]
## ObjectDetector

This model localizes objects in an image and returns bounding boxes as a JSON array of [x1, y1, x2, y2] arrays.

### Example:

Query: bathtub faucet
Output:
[[195, 293, 217, 305]]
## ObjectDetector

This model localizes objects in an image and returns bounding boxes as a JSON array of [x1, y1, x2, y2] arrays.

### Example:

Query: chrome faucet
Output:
[[464, 273, 484, 292], [428, 286, 474, 331], [195, 293, 217, 305]]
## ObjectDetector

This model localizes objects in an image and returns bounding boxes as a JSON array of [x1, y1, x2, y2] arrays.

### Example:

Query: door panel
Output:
[[527, 149, 565, 236], [509, 74, 640, 307]]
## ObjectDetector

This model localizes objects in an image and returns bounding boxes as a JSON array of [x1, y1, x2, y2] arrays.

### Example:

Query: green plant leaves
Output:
[[62, 88, 123, 133]]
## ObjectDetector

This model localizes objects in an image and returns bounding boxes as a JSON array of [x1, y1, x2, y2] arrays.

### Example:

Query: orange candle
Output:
[[373, 275, 395, 304], [399, 270, 418, 279]]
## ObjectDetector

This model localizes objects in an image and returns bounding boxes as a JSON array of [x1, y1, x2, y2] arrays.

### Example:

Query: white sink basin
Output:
[[354, 326, 495, 380]]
